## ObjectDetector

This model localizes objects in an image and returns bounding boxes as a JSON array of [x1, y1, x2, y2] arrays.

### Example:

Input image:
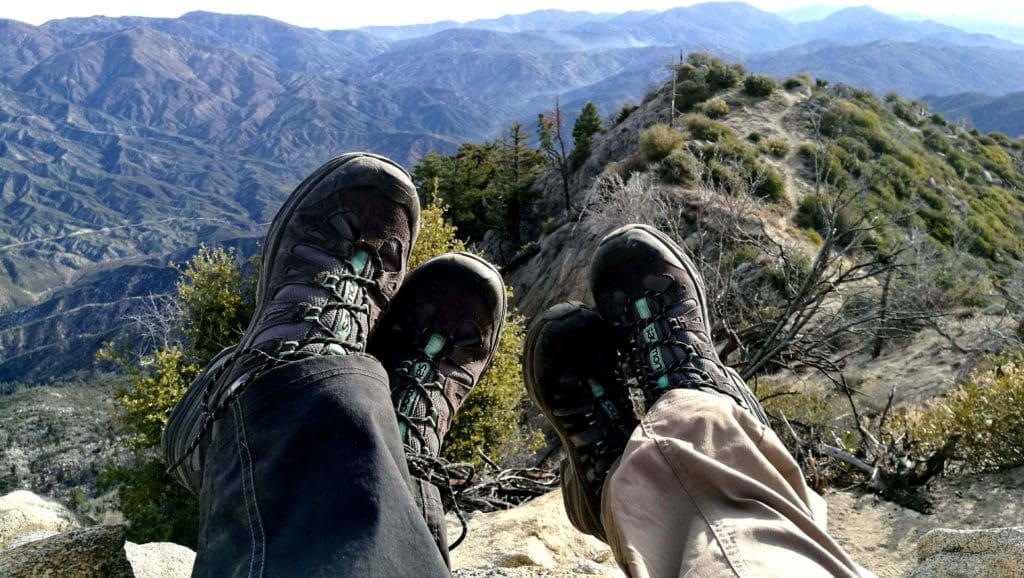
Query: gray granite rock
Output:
[[0, 525, 133, 578], [909, 527, 1024, 578]]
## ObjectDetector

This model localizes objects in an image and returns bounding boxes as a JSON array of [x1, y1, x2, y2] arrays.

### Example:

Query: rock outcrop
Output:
[[451, 489, 621, 577], [4, 485, 1024, 577], [0, 490, 80, 550], [0, 525, 133, 578], [0, 491, 195, 578], [910, 527, 1024, 578]]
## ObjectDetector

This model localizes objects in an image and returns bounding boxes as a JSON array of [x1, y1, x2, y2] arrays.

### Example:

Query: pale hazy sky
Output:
[[4, 0, 1023, 29]]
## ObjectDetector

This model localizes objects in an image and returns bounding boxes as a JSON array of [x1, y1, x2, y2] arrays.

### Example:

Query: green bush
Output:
[[820, 100, 895, 156], [639, 123, 685, 162], [685, 114, 733, 142], [743, 74, 777, 97], [659, 148, 701, 185], [614, 103, 638, 125], [794, 193, 857, 246], [798, 143, 851, 190], [907, 347, 1024, 472], [694, 134, 786, 202], [674, 52, 744, 111], [759, 137, 791, 158], [922, 128, 952, 154], [694, 96, 729, 119], [783, 73, 812, 90]]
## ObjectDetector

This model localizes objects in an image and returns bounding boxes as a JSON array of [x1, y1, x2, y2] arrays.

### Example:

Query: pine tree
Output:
[[570, 101, 602, 170], [494, 123, 544, 244]]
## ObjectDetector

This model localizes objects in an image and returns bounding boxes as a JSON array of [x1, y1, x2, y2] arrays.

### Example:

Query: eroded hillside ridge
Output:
[[499, 60, 1023, 411]]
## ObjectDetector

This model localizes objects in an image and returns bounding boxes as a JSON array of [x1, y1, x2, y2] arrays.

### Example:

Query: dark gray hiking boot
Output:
[[524, 302, 637, 542], [368, 252, 506, 459], [164, 152, 420, 481], [590, 224, 769, 425], [163, 345, 234, 494], [368, 252, 505, 552]]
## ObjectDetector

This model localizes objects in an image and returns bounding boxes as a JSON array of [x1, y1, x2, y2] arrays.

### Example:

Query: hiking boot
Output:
[[368, 252, 506, 459], [164, 152, 420, 479], [524, 302, 637, 541], [163, 345, 235, 494], [590, 224, 769, 425]]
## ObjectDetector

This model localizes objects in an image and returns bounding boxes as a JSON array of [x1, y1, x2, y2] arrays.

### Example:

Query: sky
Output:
[[3, 0, 1023, 29]]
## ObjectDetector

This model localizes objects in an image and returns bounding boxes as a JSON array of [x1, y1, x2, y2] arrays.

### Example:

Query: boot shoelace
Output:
[[166, 252, 375, 475], [626, 293, 718, 417], [568, 377, 633, 492], [393, 332, 471, 550]]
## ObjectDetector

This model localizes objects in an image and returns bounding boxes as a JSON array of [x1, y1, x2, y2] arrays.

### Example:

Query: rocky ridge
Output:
[[3, 483, 1024, 577]]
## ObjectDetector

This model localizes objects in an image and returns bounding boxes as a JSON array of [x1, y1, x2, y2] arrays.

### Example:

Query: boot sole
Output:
[[524, 303, 600, 470], [523, 302, 608, 537]]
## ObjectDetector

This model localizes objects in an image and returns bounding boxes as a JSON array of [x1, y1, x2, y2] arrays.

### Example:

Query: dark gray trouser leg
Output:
[[192, 354, 450, 577]]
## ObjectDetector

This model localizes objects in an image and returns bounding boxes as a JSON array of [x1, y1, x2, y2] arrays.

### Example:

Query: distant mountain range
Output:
[[2, 2, 1023, 381], [925, 92, 1024, 137]]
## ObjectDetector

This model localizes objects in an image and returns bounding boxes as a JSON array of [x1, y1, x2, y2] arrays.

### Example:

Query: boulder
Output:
[[0, 525, 133, 577], [451, 489, 621, 577], [125, 541, 196, 578], [909, 527, 1024, 577], [0, 490, 80, 551]]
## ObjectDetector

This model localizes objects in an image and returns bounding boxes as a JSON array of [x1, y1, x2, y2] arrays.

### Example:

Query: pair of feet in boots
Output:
[[164, 153, 506, 498], [525, 224, 771, 540], [165, 152, 769, 545]]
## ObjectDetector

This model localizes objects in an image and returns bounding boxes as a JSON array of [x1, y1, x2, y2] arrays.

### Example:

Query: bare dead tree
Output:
[[538, 97, 572, 213], [123, 293, 184, 354]]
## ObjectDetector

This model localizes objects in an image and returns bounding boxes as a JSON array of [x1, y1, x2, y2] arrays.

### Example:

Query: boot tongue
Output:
[[397, 332, 448, 454], [307, 248, 372, 356]]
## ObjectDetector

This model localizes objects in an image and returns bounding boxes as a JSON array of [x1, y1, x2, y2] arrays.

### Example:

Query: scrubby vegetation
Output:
[[693, 96, 729, 119], [674, 52, 744, 112], [907, 346, 1024, 472], [639, 123, 685, 162], [798, 87, 1024, 263], [743, 74, 778, 97]]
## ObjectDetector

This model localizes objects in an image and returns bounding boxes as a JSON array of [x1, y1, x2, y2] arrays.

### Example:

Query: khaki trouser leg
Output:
[[600, 388, 871, 578]]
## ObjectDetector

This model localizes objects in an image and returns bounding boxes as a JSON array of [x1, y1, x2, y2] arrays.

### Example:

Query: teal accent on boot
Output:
[[350, 249, 370, 274], [334, 310, 352, 342], [648, 347, 665, 373], [635, 297, 652, 320], [424, 333, 445, 358], [412, 361, 431, 382], [655, 374, 671, 390], [588, 378, 606, 398], [642, 322, 659, 344], [398, 389, 419, 441]]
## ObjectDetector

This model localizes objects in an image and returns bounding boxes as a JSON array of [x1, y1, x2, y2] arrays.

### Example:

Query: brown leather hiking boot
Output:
[[524, 302, 637, 541], [368, 252, 506, 459], [164, 152, 420, 480], [590, 224, 769, 425]]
